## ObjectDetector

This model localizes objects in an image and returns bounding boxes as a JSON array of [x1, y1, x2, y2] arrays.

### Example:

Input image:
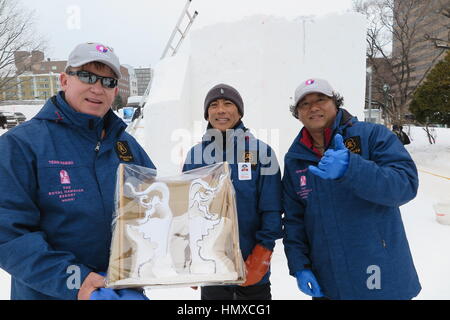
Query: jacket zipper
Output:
[[95, 141, 101, 152]]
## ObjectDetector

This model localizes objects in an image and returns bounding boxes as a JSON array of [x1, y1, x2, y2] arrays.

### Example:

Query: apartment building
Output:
[[135, 68, 152, 96], [391, 0, 449, 115]]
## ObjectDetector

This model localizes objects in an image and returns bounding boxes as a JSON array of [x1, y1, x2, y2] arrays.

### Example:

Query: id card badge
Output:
[[238, 163, 252, 181]]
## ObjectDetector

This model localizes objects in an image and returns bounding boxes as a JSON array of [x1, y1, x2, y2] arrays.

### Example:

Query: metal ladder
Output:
[[126, 0, 198, 135], [161, 0, 199, 59]]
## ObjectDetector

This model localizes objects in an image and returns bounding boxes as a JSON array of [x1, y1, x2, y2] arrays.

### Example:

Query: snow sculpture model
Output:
[[106, 162, 245, 289], [124, 182, 177, 279], [188, 174, 235, 276]]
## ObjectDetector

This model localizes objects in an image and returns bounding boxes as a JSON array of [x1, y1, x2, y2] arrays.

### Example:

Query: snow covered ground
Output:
[[0, 106, 449, 299]]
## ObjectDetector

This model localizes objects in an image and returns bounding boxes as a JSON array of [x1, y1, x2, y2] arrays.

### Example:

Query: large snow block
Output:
[[143, 13, 367, 175], [143, 53, 194, 177]]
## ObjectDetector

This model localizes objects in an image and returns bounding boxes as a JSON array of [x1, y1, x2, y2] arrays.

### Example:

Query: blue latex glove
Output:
[[90, 288, 149, 300], [89, 272, 148, 300], [309, 134, 349, 180], [295, 269, 324, 298]]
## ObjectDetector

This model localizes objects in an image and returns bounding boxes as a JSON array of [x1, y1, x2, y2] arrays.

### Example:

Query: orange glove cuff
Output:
[[242, 244, 272, 287]]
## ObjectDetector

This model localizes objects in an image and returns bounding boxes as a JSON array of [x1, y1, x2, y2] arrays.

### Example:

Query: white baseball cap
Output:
[[65, 42, 122, 79], [294, 78, 334, 106]]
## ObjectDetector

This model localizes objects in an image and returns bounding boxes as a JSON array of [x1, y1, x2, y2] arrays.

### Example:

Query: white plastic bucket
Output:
[[433, 202, 450, 225]]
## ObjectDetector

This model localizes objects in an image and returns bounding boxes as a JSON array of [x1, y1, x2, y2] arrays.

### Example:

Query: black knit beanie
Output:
[[204, 84, 244, 120]]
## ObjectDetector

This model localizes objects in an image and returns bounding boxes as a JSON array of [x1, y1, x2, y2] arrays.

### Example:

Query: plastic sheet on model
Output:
[[106, 162, 245, 289]]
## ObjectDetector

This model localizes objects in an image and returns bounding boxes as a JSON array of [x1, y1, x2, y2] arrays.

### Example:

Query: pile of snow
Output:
[[0, 105, 43, 122], [406, 126, 450, 178], [0, 105, 43, 137], [401, 125, 450, 299]]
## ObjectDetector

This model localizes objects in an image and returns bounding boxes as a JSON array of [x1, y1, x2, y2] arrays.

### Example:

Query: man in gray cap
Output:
[[0, 42, 155, 300], [282, 78, 421, 300], [183, 83, 283, 300]]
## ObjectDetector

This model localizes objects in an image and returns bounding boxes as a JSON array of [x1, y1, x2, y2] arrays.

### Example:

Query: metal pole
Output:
[[367, 67, 372, 123]]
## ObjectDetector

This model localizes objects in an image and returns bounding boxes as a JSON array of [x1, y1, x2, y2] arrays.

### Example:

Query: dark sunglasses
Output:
[[67, 70, 118, 89]]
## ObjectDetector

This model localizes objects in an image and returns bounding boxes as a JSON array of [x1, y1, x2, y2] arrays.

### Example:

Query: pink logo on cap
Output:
[[96, 45, 108, 53], [305, 79, 315, 86]]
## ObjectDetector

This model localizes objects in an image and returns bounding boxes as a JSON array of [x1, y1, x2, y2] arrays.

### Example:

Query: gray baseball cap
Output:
[[65, 42, 122, 79], [294, 78, 334, 106]]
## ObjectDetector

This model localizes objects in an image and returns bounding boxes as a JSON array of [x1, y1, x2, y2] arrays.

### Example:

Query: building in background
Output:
[[382, 0, 448, 122], [392, 0, 449, 93], [1, 73, 61, 101], [118, 66, 131, 104], [124, 65, 139, 97], [14, 51, 45, 74], [135, 67, 152, 96], [2, 51, 64, 102], [362, 0, 449, 124], [18, 73, 61, 101], [33, 59, 67, 75]]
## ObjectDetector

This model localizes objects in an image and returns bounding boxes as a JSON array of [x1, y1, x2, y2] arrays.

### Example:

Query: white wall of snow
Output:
[[143, 13, 367, 176]]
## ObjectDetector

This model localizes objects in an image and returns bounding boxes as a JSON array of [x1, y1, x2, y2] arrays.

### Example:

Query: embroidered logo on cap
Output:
[[305, 79, 315, 85], [220, 88, 225, 94], [96, 45, 109, 53]]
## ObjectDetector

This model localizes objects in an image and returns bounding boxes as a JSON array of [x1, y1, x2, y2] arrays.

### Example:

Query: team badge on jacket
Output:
[[241, 151, 257, 169], [344, 136, 362, 155], [116, 141, 134, 162]]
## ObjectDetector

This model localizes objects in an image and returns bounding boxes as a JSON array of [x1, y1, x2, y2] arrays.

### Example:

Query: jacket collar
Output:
[[34, 92, 126, 139], [202, 121, 255, 151], [286, 108, 357, 162]]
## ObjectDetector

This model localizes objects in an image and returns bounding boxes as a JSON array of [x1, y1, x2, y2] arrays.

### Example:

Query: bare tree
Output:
[[354, 0, 448, 125], [0, 0, 46, 96], [424, 0, 450, 49]]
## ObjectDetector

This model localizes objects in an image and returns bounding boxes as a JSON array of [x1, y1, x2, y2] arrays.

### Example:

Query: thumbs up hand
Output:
[[308, 134, 349, 180]]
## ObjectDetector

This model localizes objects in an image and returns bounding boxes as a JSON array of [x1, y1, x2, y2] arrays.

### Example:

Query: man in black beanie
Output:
[[183, 83, 283, 300], [203, 84, 244, 125]]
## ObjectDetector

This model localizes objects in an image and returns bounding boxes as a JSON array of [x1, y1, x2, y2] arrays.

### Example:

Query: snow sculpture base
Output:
[[106, 162, 245, 289]]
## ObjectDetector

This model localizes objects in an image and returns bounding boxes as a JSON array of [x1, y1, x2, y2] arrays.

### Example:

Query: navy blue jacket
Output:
[[0, 92, 155, 300], [183, 122, 283, 285], [283, 109, 421, 299]]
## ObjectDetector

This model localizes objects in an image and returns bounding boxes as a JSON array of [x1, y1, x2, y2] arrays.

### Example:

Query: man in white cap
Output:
[[0, 42, 155, 300], [282, 78, 421, 300]]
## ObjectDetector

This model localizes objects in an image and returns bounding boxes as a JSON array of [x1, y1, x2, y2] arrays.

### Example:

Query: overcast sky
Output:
[[20, 0, 355, 68]]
